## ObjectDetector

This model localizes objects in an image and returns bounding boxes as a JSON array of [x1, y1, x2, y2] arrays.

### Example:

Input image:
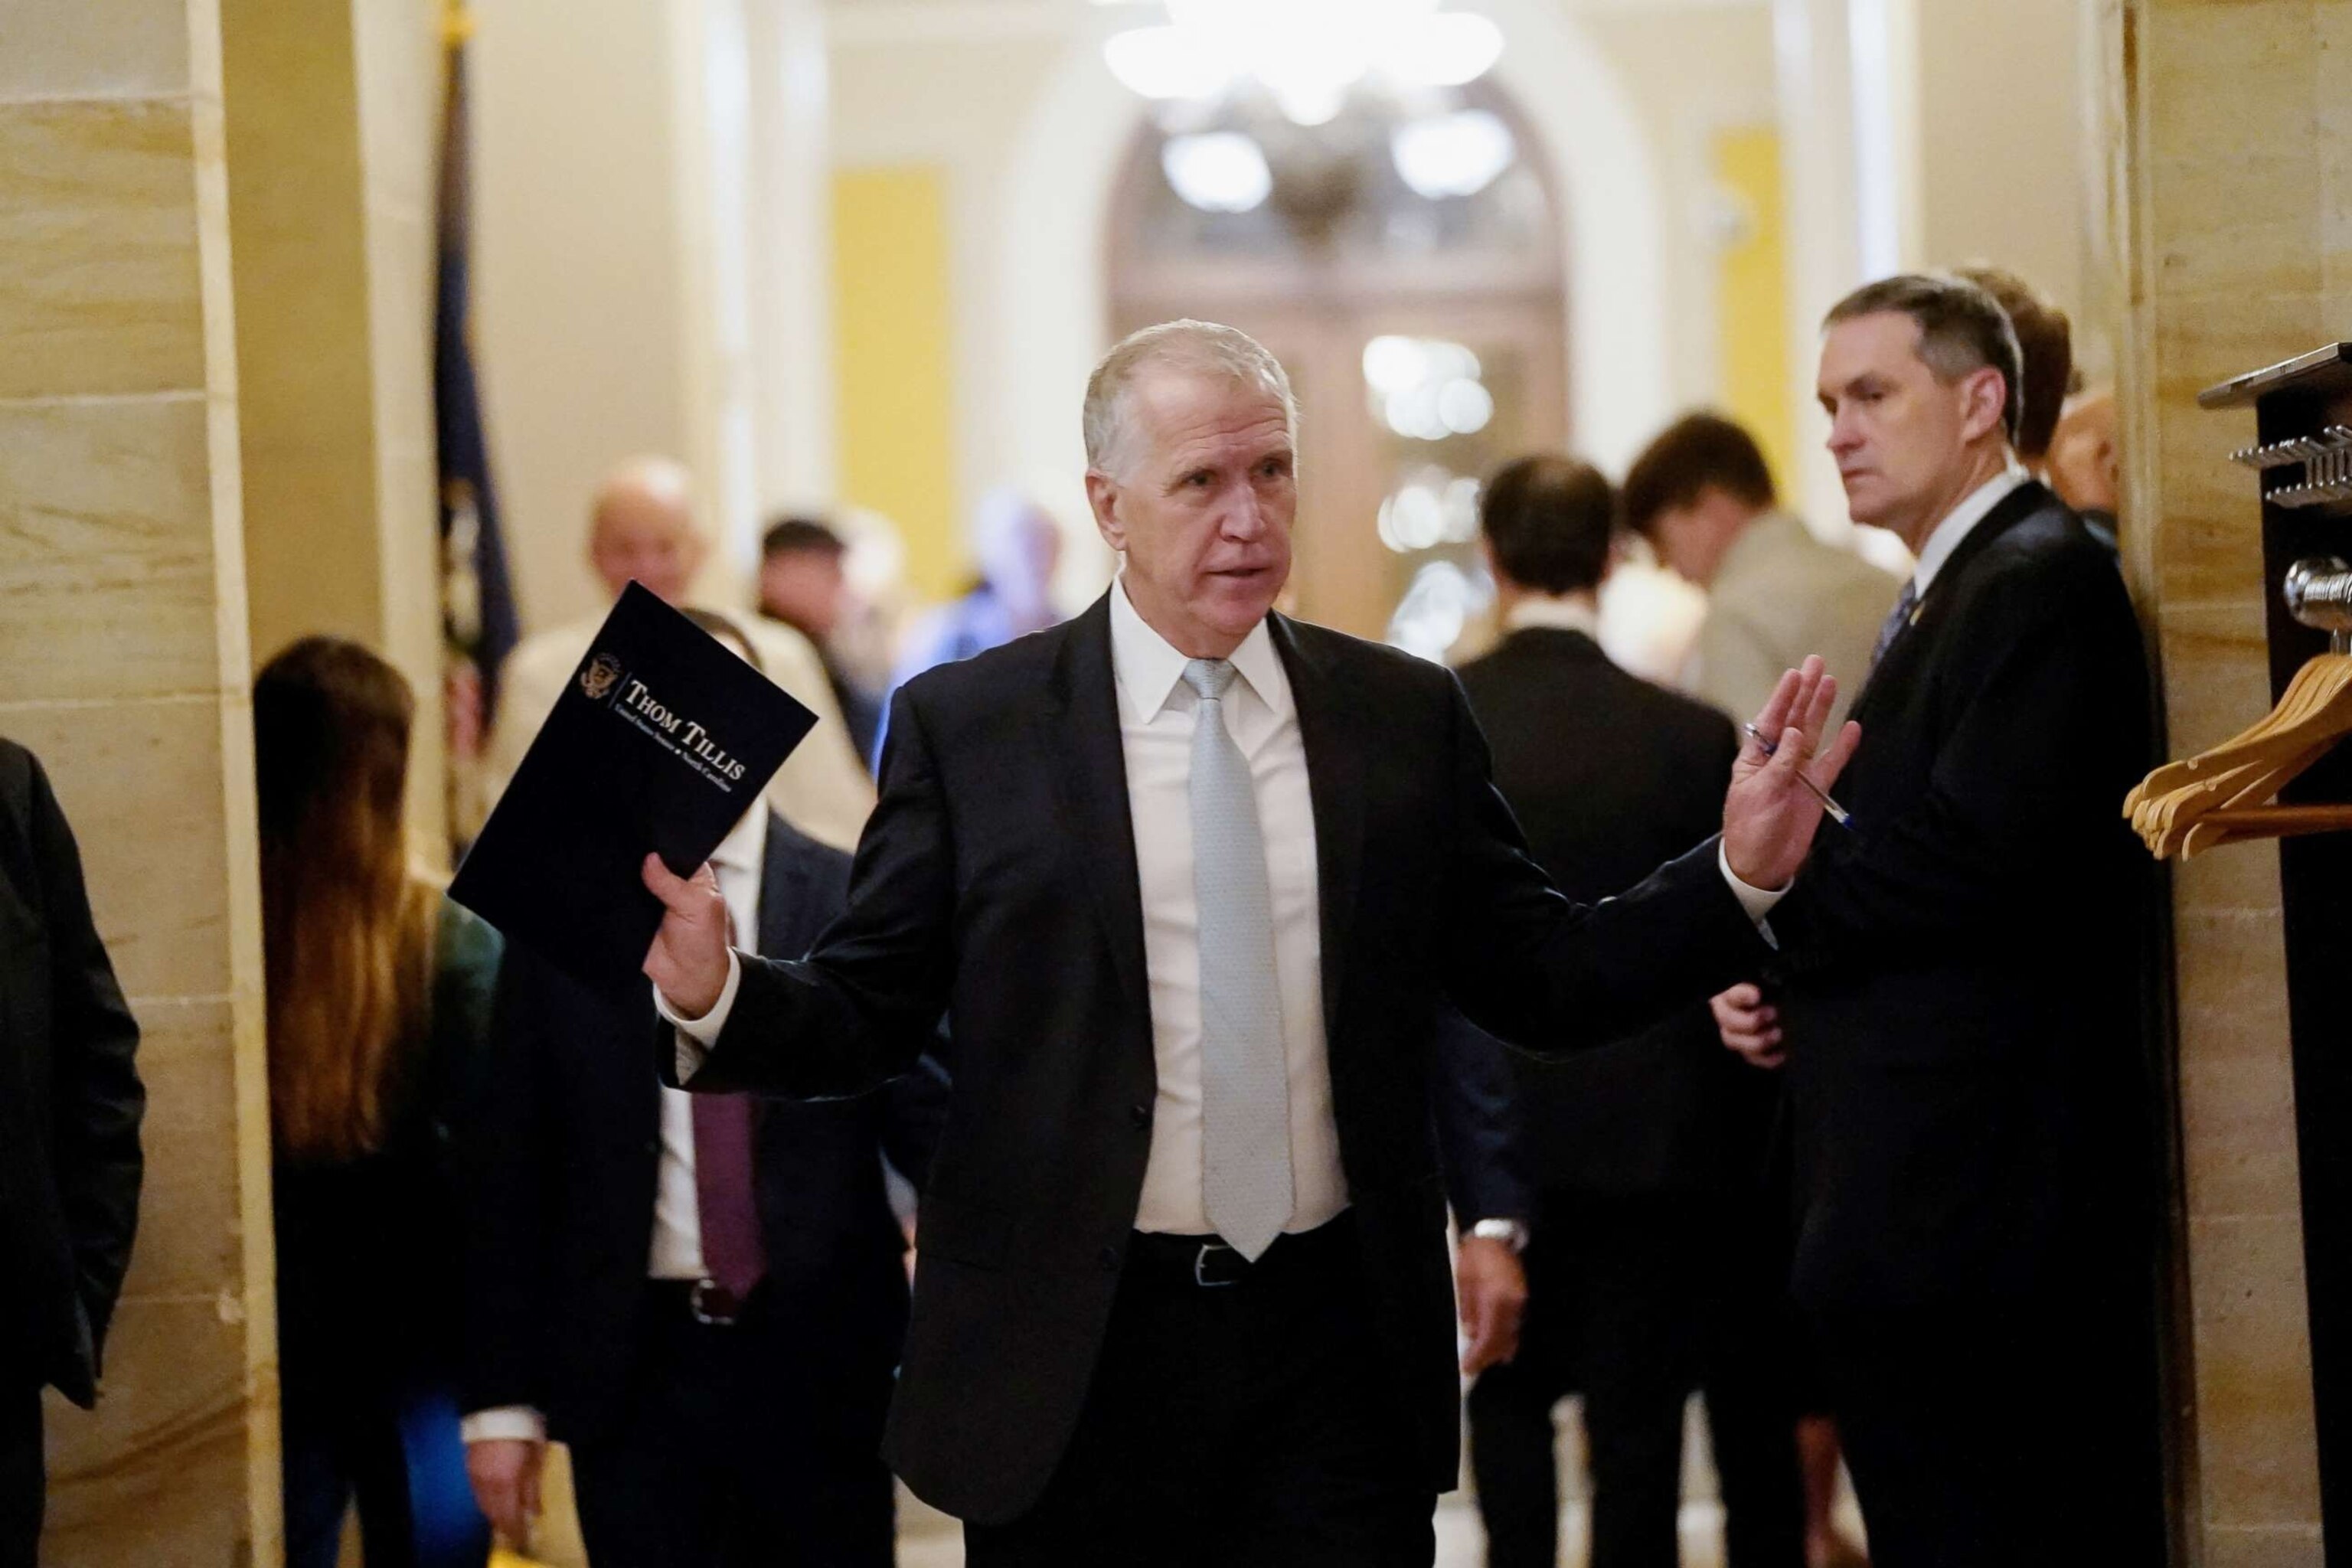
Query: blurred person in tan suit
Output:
[[485, 457, 874, 849], [1624, 414, 1898, 730]]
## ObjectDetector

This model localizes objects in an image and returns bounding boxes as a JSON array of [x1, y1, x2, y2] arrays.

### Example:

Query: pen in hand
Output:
[[1743, 723, 1854, 829]]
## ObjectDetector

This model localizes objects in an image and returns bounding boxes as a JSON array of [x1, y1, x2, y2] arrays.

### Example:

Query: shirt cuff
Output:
[[1717, 841, 1789, 925], [653, 949, 743, 1083], [460, 1406, 547, 1446]]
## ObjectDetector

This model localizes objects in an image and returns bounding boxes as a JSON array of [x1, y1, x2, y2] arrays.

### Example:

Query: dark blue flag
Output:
[[436, 7, 520, 733]]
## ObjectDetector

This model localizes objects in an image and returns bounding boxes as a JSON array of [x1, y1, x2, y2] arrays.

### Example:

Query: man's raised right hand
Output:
[[642, 854, 730, 1019]]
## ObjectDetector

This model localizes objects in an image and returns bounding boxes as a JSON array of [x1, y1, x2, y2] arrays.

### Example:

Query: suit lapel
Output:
[[745, 820, 809, 1138], [753, 814, 808, 961], [1269, 615, 1364, 1053], [1854, 480, 2052, 724], [1044, 596, 1152, 1022]]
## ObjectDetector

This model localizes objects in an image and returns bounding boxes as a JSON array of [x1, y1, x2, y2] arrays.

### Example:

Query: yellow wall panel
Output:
[[831, 165, 959, 600], [1711, 127, 1795, 500]]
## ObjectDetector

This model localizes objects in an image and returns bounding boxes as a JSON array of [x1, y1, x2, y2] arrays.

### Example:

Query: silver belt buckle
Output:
[[689, 1279, 741, 1325], [1194, 1242, 1241, 1288]]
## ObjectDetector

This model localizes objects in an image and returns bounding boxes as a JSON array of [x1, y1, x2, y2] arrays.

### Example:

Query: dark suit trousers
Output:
[[962, 1217, 1436, 1568], [1468, 1191, 1803, 1568], [569, 1282, 895, 1568], [1819, 1300, 2162, 1568], [1, 1385, 38, 1568]]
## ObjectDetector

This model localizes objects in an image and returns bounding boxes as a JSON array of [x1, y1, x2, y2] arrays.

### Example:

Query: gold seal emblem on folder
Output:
[[580, 652, 624, 701]]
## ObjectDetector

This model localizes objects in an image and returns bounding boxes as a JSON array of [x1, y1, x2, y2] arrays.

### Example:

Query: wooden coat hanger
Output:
[[2128, 558, 2352, 859]]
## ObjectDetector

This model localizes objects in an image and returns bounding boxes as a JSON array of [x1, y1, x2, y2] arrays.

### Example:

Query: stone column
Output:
[[745, 0, 836, 527], [1772, 0, 1870, 537], [2098, 0, 2348, 1560], [0, 0, 279, 1561], [665, 0, 835, 586], [221, 0, 449, 859]]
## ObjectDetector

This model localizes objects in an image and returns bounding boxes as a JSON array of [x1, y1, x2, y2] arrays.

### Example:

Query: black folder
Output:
[[450, 583, 816, 997]]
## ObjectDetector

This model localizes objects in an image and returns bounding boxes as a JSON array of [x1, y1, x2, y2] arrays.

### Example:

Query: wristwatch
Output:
[[1469, 1217, 1530, 1254]]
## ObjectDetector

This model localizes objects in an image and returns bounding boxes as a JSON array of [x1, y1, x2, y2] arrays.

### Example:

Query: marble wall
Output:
[[0, 0, 281, 1561], [2101, 0, 2352, 1560]]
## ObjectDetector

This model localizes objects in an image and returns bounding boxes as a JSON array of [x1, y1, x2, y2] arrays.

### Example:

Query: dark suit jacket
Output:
[[1766, 482, 2155, 1312], [0, 741, 143, 1409], [465, 814, 946, 1447], [1449, 627, 1770, 1194], [679, 594, 1766, 1522]]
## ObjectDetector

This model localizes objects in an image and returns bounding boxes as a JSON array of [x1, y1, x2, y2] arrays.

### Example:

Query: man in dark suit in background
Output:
[[640, 320, 1857, 1566], [1452, 457, 1804, 1568], [1714, 273, 2163, 1565], [0, 740, 145, 1568], [759, 516, 885, 767], [461, 615, 945, 1568]]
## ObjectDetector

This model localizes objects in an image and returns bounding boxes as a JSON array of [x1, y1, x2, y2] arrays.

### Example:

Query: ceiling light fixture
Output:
[[1161, 131, 1275, 212], [1390, 109, 1516, 200], [1105, 0, 1505, 127]]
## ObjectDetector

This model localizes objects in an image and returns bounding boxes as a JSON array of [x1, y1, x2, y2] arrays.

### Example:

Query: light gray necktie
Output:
[[1183, 658, 1293, 1260]]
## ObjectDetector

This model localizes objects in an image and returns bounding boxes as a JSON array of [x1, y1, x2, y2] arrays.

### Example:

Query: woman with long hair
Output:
[[256, 637, 498, 1568]]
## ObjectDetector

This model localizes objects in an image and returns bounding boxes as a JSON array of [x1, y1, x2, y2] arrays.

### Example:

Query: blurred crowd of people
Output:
[[3, 263, 2156, 1568]]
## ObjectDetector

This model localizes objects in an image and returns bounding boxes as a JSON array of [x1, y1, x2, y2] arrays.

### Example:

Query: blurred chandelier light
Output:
[[1161, 131, 1274, 212], [1105, 0, 1505, 127], [1390, 109, 1515, 199], [1364, 335, 1492, 442]]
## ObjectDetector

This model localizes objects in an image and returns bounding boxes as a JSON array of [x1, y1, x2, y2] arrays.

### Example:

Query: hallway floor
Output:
[[892, 1396, 1841, 1566], [896, 1490, 1740, 1567]]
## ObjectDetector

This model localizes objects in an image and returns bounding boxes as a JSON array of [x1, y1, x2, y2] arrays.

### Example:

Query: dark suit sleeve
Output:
[[29, 751, 144, 1364], [1769, 552, 2145, 968], [459, 951, 555, 1416], [1436, 675, 1765, 1057], [880, 1046, 950, 1191], [1430, 1010, 1529, 1224], [688, 686, 959, 1098]]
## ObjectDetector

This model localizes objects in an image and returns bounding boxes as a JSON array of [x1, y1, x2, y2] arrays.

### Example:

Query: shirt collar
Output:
[[1501, 593, 1601, 638], [1910, 462, 2028, 596], [1108, 576, 1291, 724], [709, 801, 769, 875]]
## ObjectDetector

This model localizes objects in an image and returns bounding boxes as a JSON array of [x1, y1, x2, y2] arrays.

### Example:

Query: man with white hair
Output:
[[485, 456, 875, 851], [639, 321, 1856, 1563]]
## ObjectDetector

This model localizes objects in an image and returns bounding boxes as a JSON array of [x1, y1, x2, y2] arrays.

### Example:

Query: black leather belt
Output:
[[652, 1278, 750, 1326], [1125, 1213, 1356, 1289]]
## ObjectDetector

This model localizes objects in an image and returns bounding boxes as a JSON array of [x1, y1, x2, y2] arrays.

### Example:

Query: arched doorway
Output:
[[1106, 77, 1568, 644]]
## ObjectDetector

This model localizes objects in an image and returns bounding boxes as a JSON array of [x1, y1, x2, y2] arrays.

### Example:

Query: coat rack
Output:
[[2188, 341, 2352, 1542]]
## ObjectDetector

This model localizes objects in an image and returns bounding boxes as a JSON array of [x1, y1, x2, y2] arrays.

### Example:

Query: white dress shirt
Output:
[[647, 807, 766, 1279], [464, 808, 768, 1449], [1909, 464, 2029, 598], [1106, 579, 1347, 1236], [1501, 593, 1602, 638]]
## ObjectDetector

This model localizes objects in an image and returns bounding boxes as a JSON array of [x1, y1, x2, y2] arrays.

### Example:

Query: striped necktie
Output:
[[1868, 578, 1920, 675]]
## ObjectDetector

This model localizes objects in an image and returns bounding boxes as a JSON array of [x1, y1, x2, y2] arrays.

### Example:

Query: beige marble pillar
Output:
[[222, 0, 449, 862], [0, 0, 279, 1561], [1772, 0, 1875, 540], [2099, 0, 2352, 1560]]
